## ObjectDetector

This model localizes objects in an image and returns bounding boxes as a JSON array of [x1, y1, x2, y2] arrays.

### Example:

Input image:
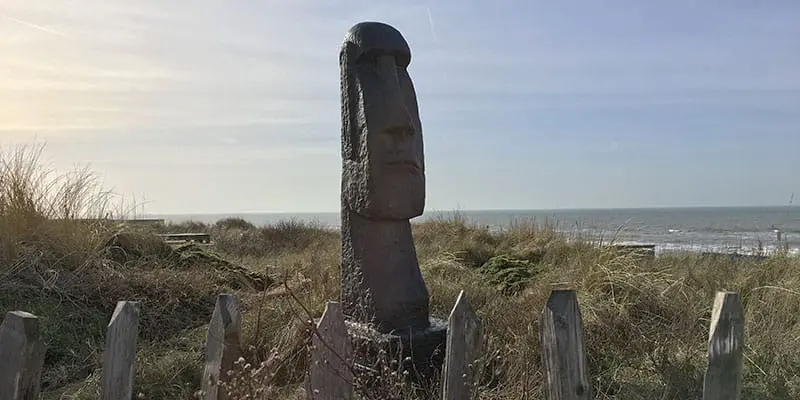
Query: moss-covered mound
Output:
[[103, 232, 273, 291]]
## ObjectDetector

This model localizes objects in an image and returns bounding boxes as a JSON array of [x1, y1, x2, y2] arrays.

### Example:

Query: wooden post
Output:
[[540, 289, 591, 400], [102, 301, 141, 400], [0, 311, 46, 400], [442, 290, 483, 400], [306, 301, 353, 400], [702, 291, 744, 400], [201, 294, 242, 400]]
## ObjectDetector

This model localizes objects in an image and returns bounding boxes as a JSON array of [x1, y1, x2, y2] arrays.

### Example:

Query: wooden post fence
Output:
[[702, 291, 745, 400], [0, 311, 46, 400], [540, 289, 592, 400], [306, 301, 353, 400], [442, 290, 483, 400], [0, 288, 750, 399], [102, 301, 141, 400], [201, 294, 243, 400]]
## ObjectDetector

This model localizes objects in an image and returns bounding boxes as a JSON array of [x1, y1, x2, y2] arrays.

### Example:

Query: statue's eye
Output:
[[356, 50, 381, 65]]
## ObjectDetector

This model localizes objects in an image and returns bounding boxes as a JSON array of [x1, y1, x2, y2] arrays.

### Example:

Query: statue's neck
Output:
[[347, 212, 417, 264], [340, 209, 430, 332]]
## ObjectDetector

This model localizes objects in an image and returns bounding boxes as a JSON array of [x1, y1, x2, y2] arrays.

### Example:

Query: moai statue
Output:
[[339, 21, 447, 378]]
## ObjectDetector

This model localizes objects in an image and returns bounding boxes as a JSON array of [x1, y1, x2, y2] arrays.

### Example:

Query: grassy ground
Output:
[[2, 144, 800, 399]]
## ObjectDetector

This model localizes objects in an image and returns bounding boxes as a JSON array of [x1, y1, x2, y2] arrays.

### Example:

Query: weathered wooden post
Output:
[[0, 311, 46, 400], [540, 289, 591, 400], [102, 301, 141, 400], [702, 291, 744, 400], [201, 294, 242, 400], [442, 290, 483, 400], [306, 301, 353, 400]]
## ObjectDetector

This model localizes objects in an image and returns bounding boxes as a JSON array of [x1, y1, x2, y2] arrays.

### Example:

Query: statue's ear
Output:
[[341, 41, 363, 163]]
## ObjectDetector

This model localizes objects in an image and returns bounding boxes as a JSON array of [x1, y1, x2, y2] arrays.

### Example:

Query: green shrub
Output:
[[215, 217, 255, 231], [478, 255, 538, 295]]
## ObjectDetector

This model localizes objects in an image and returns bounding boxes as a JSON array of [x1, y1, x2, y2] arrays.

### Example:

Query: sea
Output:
[[156, 206, 800, 257]]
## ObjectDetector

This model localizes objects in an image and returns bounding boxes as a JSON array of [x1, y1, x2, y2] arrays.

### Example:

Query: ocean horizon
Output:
[[148, 206, 800, 257]]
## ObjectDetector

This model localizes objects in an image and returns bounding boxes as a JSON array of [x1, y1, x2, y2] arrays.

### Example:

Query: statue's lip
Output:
[[385, 160, 420, 170], [385, 126, 416, 137]]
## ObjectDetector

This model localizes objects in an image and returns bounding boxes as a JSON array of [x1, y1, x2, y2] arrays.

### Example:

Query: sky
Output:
[[1, 0, 798, 214]]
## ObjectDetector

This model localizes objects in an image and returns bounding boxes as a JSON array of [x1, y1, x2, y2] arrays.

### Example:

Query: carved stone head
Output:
[[340, 22, 425, 220]]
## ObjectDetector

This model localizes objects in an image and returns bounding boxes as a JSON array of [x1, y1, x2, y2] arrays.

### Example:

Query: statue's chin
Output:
[[343, 165, 425, 220], [362, 210, 421, 221], [346, 202, 422, 221], [345, 194, 424, 221]]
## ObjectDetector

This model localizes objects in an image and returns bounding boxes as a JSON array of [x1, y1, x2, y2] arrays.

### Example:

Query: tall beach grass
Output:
[[0, 144, 798, 399]]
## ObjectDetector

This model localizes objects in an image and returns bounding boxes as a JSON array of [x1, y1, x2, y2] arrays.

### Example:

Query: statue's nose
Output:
[[376, 55, 413, 132]]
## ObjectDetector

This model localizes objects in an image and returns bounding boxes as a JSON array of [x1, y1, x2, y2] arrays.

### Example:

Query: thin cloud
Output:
[[2, 14, 65, 36], [426, 6, 438, 43]]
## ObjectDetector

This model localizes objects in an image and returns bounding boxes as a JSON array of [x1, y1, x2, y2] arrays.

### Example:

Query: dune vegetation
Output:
[[2, 143, 799, 399]]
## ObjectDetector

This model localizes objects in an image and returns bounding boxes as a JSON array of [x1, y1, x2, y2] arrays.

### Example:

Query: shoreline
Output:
[[146, 214, 800, 258]]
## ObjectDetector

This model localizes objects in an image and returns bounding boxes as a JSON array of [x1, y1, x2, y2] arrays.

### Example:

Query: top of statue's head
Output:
[[341, 22, 411, 68]]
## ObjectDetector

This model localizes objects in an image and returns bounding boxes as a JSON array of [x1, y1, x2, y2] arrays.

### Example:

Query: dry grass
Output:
[[1, 144, 799, 399]]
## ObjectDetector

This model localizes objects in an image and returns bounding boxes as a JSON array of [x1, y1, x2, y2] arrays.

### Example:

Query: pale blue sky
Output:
[[1, 0, 798, 213]]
